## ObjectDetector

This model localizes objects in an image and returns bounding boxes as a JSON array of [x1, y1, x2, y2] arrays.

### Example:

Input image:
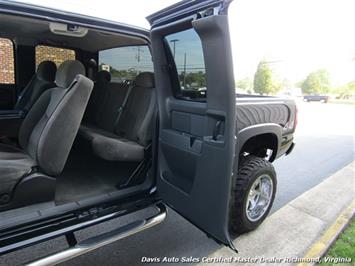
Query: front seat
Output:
[[15, 60, 57, 113], [0, 60, 93, 210]]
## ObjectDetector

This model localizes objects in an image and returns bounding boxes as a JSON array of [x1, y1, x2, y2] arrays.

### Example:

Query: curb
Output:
[[298, 199, 355, 266]]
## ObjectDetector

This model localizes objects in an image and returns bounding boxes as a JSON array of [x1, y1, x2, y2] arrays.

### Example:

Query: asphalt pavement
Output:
[[273, 101, 355, 210], [1, 101, 354, 265]]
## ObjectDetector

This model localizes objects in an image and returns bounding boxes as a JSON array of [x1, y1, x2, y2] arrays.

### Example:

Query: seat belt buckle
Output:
[[117, 106, 123, 114]]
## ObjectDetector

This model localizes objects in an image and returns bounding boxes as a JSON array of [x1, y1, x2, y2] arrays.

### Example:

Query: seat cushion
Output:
[[79, 124, 109, 141], [0, 144, 36, 197], [0, 143, 30, 160], [79, 124, 144, 162], [77, 72, 155, 163]]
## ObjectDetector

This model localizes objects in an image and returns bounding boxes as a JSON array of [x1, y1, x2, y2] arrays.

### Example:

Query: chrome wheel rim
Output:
[[245, 174, 273, 222]]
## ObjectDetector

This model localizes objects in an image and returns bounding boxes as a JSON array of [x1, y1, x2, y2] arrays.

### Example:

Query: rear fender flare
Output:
[[236, 123, 283, 161]]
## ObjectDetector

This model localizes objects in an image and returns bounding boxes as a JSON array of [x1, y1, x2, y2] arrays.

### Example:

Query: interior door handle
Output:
[[212, 120, 222, 140]]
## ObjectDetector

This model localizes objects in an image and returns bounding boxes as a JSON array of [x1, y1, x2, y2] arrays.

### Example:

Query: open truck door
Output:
[[148, 0, 238, 250]]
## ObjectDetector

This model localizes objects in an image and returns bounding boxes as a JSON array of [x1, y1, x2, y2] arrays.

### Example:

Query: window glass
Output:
[[35, 45, 76, 68], [165, 28, 206, 97], [99, 45, 153, 83], [0, 38, 15, 84]]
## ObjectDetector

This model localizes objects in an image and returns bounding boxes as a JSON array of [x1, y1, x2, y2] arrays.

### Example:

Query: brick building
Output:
[[35, 45, 75, 68], [0, 38, 75, 84], [0, 38, 15, 84]]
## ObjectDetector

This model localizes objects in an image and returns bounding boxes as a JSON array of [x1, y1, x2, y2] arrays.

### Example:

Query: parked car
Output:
[[0, 0, 297, 264], [303, 94, 330, 103]]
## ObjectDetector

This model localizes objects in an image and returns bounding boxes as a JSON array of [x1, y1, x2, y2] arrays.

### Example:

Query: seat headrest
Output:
[[37, 61, 57, 82], [135, 72, 155, 88], [96, 70, 111, 83], [56, 60, 85, 88]]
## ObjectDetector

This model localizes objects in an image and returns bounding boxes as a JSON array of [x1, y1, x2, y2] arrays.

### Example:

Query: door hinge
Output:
[[197, 7, 218, 19]]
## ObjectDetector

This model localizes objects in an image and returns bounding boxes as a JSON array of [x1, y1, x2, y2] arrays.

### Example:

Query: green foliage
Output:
[[301, 69, 331, 94], [331, 81, 355, 99], [236, 77, 252, 92], [272, 80, 284, 94], [179, 71, 206, 89], [99, 63, 139, 81], [319, 218, 355, 265], [253, 61, 274, 95]]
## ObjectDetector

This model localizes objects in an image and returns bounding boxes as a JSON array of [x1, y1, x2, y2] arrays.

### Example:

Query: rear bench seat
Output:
[[79, 71, 155, 162]]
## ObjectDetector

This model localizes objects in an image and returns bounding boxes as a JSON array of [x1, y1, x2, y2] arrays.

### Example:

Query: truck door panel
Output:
[[149, 0, 237, 248]]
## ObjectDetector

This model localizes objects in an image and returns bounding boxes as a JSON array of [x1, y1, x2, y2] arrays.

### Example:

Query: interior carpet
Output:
[[55, 146, 138, 204]]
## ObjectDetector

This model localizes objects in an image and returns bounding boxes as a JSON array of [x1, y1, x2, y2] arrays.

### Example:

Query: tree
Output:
[[253, 61, 274, 95], [236, 77, 252, 92], [331, 81, 355, 99], [301, 69, 331, 94], [179, 71, 206, 88]]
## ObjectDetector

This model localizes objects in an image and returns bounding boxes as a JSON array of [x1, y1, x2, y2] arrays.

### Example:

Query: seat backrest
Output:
[[15, 60, 57, 112], [18, 60, 93, 176], [83, 70, 111, 124], [96, 81, 128, 132], [114, 72, 156, 146], [82, 70, 128, 131]]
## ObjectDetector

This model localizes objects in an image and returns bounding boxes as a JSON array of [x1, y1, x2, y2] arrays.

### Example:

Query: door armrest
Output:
[[0, 109, 25, 119]]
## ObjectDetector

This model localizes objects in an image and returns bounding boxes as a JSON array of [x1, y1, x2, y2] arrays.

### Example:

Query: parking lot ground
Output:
[[198, 161, 355, 266]]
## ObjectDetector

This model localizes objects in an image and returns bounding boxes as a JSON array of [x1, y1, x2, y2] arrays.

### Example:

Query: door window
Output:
[[165, 28, 207, 99], [99, 45, 153, 83], [35, 45, 76, 68]]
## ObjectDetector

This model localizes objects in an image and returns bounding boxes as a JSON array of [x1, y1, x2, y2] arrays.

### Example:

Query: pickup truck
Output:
[[303, 94, 330, 103], [0, 0, 296, 264]]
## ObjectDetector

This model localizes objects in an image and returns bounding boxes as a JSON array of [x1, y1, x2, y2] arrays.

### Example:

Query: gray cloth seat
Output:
[[80, 125, 145, 161], [0, 143, 35, 197], [82, 71, 129, 131], [79, 72, 155, 162], [15, 60, 57, 112], [0, 60, 93, 202], [83, 70, 112, 124]]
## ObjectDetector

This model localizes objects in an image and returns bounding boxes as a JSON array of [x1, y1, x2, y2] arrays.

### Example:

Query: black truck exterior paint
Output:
[[236, 96, 296, 161]]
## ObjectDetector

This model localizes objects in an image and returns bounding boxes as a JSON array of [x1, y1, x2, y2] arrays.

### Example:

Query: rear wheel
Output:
[[229, 155, 277, 235]]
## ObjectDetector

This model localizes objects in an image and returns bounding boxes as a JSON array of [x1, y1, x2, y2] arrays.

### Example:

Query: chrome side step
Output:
[[26, 204, 166, 266]]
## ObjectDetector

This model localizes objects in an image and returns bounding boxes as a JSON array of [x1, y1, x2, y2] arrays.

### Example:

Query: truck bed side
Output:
[[235, 95, 297, 160]]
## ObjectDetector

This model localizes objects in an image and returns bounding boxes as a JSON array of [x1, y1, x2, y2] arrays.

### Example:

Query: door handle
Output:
[[212, 120, 223, 141]]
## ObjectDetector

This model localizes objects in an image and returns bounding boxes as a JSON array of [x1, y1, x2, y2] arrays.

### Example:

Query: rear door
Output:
[[148, 0, 237, 249]]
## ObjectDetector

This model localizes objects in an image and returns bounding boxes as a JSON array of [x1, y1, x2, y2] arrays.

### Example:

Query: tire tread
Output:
[[229, 155, 276, 236]]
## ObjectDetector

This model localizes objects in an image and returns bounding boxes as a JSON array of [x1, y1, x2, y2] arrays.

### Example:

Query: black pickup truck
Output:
[[0, 0, 296, 264]]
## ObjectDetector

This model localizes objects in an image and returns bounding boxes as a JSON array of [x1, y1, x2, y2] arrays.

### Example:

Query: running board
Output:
[[26, 204, 167, 266]]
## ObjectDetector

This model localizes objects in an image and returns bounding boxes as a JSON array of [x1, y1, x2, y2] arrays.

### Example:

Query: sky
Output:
[[165, 29, 206, 74], [17, 0, 355, 86]]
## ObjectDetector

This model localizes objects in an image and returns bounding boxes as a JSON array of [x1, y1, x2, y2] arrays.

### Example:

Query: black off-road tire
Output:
[[229, 155, 277, 236]]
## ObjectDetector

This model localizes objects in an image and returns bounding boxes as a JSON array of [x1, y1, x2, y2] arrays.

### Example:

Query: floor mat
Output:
[[55, 148, 138, 204]]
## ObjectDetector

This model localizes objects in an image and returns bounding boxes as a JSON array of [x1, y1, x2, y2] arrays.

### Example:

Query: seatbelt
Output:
[[114, 80, 134, 129], [15, 76, 36, 109]]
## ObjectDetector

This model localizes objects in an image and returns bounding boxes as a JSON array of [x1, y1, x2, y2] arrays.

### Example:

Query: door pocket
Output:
[[160, 129, 202, 193]]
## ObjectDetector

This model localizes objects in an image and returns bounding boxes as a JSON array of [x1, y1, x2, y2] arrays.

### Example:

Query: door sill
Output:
[[26, 203, 166, 266]]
